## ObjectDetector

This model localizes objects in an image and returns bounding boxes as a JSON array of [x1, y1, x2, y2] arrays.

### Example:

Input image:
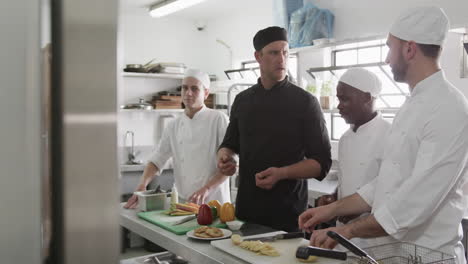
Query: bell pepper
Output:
[[207, 200, 222, 216], [220, 202, 235, 223], [197, 204, 213, 225]]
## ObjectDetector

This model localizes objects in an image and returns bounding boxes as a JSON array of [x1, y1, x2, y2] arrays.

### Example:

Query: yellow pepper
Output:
[[220, 202, 235, 223]]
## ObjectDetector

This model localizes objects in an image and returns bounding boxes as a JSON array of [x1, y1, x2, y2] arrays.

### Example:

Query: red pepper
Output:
[[197, 204, 213, 225]]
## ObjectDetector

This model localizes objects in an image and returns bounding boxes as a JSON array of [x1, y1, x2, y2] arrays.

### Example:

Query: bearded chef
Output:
[[317, 68, 391, 249], [299, 6, 468, 264]]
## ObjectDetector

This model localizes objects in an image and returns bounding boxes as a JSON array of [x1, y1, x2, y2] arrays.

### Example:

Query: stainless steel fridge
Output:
[[0, 0, 120, 263]]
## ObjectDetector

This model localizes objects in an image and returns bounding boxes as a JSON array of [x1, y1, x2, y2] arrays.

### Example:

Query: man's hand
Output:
[[255, 167, 286, 190], [123, 194, 139, 209], [298, 204, 337, 233], [309, 226, 352, 249], [123, 185, 146, 209], [188, 187, 210, 204], [217, 149, 237, 176], [317, 194, 336, 207]]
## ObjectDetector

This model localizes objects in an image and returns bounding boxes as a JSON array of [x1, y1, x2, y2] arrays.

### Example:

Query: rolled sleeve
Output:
[[216, 112, 229, 147], [374, 204, 408, 240], [148, 122, 173, 169], [304, 95, 332, 180], [357, 177, 376, 207]]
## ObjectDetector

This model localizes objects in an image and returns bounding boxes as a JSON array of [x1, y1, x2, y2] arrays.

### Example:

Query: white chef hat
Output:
[[184, 68, 210, 89], [389, 6, 449, 45], [339, 68, 382, 97]]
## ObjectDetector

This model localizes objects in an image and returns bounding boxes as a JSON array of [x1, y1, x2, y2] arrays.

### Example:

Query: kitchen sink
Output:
[[133, 251, 188, 264]]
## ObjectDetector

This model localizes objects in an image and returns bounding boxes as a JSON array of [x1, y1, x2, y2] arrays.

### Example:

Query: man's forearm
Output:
[[345, 214, 388, 238], [204, 171, 229, 192], [137, 162, 159, 189], [281, 159, 322, 180], [333, 193, 372, 218]]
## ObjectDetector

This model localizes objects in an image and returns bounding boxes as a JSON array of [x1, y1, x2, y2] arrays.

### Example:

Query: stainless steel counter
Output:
[[119, 204, 277, 264]]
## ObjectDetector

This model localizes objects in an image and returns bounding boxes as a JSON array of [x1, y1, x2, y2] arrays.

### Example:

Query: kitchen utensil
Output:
[[120, 98, 154, 110], [146, 185, 162, 195], [295, 246, 347, 261], [244, 232, 305, 242], [171, 215, 197, 226], [124, 64, 148, 73], [327, 231, 379, 264]]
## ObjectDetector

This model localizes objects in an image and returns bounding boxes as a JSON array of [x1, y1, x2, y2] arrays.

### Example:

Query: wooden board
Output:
[[137, 210, 226, 235], [211, 232, 345, 264]]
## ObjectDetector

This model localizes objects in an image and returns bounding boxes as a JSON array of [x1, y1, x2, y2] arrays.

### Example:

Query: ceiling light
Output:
[[449, 27, 468, 34], [149, 0, 206, 18]]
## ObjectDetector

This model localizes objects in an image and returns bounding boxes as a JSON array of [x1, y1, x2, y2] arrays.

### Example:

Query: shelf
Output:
[[122, 72, 184, 80], [119, 109, 185, 114], [290, 35, 387, 54]]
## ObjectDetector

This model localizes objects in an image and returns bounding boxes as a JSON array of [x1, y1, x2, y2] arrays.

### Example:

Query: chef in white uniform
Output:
[[317, 68, 391, 248], [124, 69, 231, 208], [299, 7, 468, 263]]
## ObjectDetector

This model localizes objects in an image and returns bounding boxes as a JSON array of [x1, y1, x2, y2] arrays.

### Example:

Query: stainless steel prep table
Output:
[[119, 204, 277, 264]]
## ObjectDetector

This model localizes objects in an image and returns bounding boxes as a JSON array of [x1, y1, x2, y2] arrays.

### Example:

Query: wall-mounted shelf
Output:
[[289, 35, 386, 54], [119, 109, 184, 114], [122, 72, 184, 80]]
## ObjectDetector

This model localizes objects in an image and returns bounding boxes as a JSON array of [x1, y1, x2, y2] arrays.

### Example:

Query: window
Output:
[[307, 39, 409, 140]]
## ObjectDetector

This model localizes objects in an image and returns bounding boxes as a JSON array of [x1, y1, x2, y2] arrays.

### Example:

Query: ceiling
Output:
[[120, 0, 253, 20]]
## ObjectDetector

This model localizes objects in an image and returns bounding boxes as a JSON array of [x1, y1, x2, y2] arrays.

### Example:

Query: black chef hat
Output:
[[253, 26, 288, 51]]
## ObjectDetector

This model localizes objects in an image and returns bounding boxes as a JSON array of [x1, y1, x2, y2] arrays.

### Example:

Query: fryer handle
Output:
[[326, 231, 367, 257], [327, 231, 379, 264]]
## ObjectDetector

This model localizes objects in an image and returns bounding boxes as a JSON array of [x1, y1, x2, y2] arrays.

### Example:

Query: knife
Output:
[[171, 215, 197, 226], [244, 232, 305, 242]]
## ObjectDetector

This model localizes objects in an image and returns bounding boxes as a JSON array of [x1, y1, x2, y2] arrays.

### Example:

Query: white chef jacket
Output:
[[149, 106, 231, 204], [334, 113, 391, 249], [358, 71, 468, 263]]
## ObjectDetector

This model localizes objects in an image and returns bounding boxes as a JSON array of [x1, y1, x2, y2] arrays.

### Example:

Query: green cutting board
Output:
[[137, 210, 227, 235]]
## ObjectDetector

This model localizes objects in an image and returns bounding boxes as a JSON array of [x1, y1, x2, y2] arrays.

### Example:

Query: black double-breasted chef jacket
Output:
[[220, 77, 332, 232]]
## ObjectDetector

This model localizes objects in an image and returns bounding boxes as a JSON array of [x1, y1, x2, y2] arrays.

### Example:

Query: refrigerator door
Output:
[[47, 0, 120, 263]]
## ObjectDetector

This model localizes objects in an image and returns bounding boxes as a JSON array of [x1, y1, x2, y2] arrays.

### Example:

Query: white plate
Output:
[[186, 228, 232, 241]]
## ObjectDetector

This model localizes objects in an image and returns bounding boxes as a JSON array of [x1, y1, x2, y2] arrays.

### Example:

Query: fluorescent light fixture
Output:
[[449, 27, 468, 34], [149, 0, 206, 18]]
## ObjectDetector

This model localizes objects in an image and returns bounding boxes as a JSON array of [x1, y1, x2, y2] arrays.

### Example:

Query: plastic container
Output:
[[134, 190, 168, 211], [226, 220, 244, 231]]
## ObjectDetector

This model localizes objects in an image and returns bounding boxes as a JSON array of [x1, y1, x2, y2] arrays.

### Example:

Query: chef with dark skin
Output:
[[217, 26, 332, 232]]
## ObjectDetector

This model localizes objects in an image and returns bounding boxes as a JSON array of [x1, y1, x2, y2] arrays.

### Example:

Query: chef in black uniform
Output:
[[217, 26, 332, 232]]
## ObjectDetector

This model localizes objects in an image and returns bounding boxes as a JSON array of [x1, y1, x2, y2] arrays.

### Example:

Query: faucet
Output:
[[124, 131, 141, 165]]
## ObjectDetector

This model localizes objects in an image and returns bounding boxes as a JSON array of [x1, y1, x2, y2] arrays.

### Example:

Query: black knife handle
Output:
[[327, 231, 367, 257], [296, 246, 347, 260], [281, 232, 305, 239]]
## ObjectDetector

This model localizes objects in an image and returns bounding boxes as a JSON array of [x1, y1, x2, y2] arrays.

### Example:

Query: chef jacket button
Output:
[[359, 162, 364, 166], [179, 141, 182, 144]]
